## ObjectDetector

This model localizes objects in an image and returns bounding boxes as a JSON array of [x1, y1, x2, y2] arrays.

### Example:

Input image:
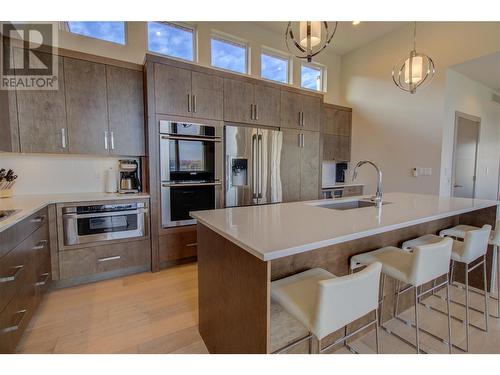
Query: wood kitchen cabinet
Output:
[[106, 65, 145, 156], [322, 104, 352, 161], [280, 90, 321, 131], [280, 128, 320, 202], [16, 53, 68, 154], [155, 63, 223, 120], [224, 78, 281, 127], [64, 57, 109, 155]]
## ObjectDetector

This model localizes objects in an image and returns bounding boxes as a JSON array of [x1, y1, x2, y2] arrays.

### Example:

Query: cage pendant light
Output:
[[392, 22, 435, 94], [285, 21, 338, 62]]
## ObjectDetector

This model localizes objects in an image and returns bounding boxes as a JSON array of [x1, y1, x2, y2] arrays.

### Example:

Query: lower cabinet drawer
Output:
[[59, 240, 151, 280], [159, 226, 197, 263]]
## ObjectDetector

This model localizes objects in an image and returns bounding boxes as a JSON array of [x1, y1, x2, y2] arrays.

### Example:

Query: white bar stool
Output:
[[401, 224, 492, 352], [271, 263, 382, 354], [439, 219, 500, 318], [350, 237, 453, 354]]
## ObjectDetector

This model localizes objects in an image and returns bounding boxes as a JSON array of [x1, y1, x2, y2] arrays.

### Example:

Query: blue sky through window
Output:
[[148, 22, 194, 61], [67, 22, 125, 44], [211, 38, 246, 74], [301, 64, 322, 91], [261, 53, 288, 83]]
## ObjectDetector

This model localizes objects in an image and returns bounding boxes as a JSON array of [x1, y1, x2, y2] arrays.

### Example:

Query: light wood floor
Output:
[[17, 263, 500, 354]]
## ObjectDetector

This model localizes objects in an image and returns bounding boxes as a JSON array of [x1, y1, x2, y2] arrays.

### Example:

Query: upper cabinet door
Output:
[[191, 71, 223, 121], [301, 95, 321, 132], [280, 128, 301, 203], [16, 53, 68, 153], [106, 66, 145, 156], [300, 130, 320, 201], [254, 84, 280, 127], [323, 107, 351, 136], [223, 78, 254, 124], [154, 63, 191, 117], [64, 57, 109, 155], [280, 91, 302, 129]]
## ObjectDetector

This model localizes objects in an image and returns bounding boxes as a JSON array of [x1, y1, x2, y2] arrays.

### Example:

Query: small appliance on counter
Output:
[[0, 168, 18, 198], [335, 162, 348, 183], [119, 160, 141, 194]]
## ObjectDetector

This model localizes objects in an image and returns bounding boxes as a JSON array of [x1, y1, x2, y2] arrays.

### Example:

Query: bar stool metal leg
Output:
[[483, 254, 489, 331], [379, 274, 386, 324], [375, 310, 380, 354], [465, 263, 470, 353], [497, 245, 500, 318], [446, 277, 452, 354], [414, 287, 420, 354]]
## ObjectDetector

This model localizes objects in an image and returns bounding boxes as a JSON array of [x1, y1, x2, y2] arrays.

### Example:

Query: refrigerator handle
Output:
[[258, 134, 263, 198], [252, 134, 258, 199]]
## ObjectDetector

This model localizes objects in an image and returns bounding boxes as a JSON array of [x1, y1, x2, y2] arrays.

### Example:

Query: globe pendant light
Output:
[[285, 21, 338, 62], [392, 22, 435, 94]]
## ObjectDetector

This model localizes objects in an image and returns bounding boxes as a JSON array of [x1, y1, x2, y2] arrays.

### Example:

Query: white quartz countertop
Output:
[[0, 192, 150, 233], [322, 183, 365, 189], [191, 192, 499, 261]]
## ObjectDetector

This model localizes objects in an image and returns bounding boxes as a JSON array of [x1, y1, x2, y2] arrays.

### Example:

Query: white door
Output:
[[452, 114, 480, 198]]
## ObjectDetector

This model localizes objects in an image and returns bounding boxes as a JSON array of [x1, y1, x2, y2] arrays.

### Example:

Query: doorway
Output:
[[451, 112, 481, 198]]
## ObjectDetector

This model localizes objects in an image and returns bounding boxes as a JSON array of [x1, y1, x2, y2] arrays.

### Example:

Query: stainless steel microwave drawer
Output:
[[59, 239, 151, 280]]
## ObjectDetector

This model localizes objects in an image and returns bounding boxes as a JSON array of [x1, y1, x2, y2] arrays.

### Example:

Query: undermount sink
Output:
[[315, 200, 390, 211], [0, 209, 19, 222]]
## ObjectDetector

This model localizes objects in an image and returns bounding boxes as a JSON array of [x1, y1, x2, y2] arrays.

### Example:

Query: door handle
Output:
[[192, 95, 196, 113], [35, 273, 50, 287], [98, 255, 121, 263], [254, 104, 258, 121], [252, 134, 257, 198], [250, 104, 255, 120], [187, 94, 191, 112], [454, 184, 464, 188], [0, 265, 24, 283], [110, 131, 115, 150], [61, 128, 66, 149], [104, 131, 109, 150], [32, 240, 48, 251], [0, 309, 27, 334], [301, 112, 305, 127], [258, 134, 263, 198]]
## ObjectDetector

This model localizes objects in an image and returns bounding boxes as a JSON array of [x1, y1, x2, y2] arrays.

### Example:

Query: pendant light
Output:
[[392, 22, 435, 94], [285, 21, 338, 62]]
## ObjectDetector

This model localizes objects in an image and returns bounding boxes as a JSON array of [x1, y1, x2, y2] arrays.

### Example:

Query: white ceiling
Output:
[[257, 21, 405, 55], [451, 52, 500, 93]]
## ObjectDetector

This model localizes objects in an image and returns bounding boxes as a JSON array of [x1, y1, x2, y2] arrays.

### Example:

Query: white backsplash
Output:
[[0, 153, 123, 195], [322, 161, 336, 188]]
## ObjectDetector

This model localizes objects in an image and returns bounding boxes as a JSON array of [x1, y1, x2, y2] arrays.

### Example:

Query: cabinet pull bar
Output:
[[301, 112, 305, 126], [187, 94, 191, 112], [192, 95, 196, 113], [31, 216, 45, 224], [98, 255, 121, 263], [35, 273, 50, 287], [61, 128, 66, 149], [0, 309, 27, 334], [32, 240, 48, 251], [186, 242, 198, 247], [255, 104, 258, 120], [104, 131, 109, 150], [0, 265, 24, 283], [110, 131, 115, 150]]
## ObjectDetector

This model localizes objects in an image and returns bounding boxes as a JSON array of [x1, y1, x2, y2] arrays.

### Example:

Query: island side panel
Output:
[[197, 223, 270, 354]]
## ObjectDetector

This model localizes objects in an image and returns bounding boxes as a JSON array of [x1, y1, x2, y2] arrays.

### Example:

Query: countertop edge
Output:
[[193, 200, 499, 262]]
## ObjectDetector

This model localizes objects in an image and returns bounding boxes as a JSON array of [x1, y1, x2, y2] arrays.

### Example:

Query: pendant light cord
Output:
[[413, 21, 417, 51]]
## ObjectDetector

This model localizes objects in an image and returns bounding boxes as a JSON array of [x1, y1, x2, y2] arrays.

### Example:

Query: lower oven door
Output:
[[63, 209, 148, 246], [161, 182, 221, 228]]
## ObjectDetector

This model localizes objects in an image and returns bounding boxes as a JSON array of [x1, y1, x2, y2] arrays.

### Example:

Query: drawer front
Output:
[[159, 227, 197, 263], [343, 186, 363, 197], [0, 207, 48, 258], [59, 239, 151, 280], [0, 274, 36, 353], [0, 224, 47, 312]]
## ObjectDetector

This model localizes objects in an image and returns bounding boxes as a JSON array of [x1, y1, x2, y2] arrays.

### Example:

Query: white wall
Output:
[[57, 21, 342, 104], [341, 22, 500, 196], [440, 69, 500, 200], [0, 153, 121, 195]]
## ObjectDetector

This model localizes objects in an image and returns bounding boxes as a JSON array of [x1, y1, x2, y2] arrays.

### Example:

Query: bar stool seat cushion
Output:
[[402, 234, 474, 263], [351, 247, 414, 283], [271, 268, 335, 334]]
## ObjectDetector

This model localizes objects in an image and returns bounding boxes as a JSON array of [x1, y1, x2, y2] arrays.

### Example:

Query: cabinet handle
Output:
[[187, 94, 192, 112], [31, 216, 45, 224], [110, 131, 115, 150], [255, 104, 258, 120], [32, 240, 48, 251], [301, 112, 305, 126], [299, 133, 304, 148], [0, 309, 27, 334], [98, 255, 121, 263], [0, 265, 24, 283], [61, 128, 66, 149], [186, 242, 198, 247], [104, 131, 109, 150], [250, 104, 254, 120], [192, 95, 196, 113], [35, 273, 50, 287]]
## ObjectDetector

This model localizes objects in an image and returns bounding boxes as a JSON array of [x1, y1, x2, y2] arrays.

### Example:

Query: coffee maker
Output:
[[119, 159, 141, 194]]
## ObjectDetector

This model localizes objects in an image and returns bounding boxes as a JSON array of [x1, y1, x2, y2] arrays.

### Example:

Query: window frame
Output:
[[147, 21, 197, 62], [62, 21, 127, 46], [260, 46, 292, 85], [300, 62, 326, 92], [210, 31, 249, 75]]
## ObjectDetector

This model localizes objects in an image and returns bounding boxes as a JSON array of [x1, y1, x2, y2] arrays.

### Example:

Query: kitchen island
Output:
[[191, 193, 499, 353]]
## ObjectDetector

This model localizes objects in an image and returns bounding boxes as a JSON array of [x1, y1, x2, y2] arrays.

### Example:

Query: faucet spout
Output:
[[352, 160, 383, 204]]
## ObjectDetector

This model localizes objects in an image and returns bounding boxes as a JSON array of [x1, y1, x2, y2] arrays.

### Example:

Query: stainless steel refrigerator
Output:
[[224, 125, 283, 207]]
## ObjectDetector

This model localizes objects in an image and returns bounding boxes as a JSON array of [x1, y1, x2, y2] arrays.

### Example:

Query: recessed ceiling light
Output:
[[352, 21, 361, 26]]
